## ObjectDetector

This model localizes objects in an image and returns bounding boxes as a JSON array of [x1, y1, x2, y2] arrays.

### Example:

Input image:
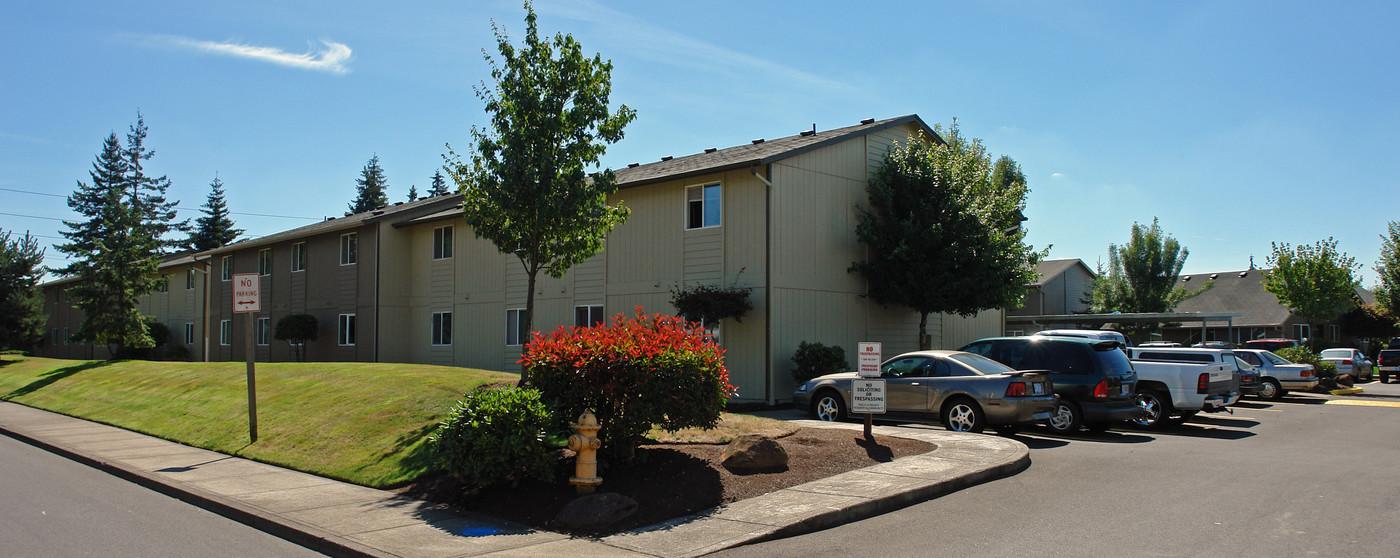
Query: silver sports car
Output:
[[793, 350, 1058, 433]]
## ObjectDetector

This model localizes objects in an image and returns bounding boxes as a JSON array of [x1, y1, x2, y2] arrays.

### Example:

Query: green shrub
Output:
[[274, 314, 318, 362], [429, 387, 555, 489], [1276, 346, 1337, 379], [523, 307, 737, 465], [166, 344, 193, 362], [791, 341, 849, 383]]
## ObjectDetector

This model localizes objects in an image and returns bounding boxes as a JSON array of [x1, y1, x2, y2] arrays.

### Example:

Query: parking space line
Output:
[[1324, 399, 1400, 408]]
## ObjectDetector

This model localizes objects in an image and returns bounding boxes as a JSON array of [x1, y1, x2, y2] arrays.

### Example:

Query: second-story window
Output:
[[221, 255, 232, 281], [686, 183, 721, 229], [341, 233, 357, 265], [292, 242, 306, 272], [259, 249, 272, 276], [433, 226, 453, 260]]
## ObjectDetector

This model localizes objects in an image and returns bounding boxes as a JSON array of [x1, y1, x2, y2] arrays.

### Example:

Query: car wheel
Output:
[[1132, 389, 1173, 430], [812, 391, 846, 422], [942, 398, 986, 433], [993, 424, 1021, 436], [1045, 400, 1083, 434], [1259, 378, 1283, 401]]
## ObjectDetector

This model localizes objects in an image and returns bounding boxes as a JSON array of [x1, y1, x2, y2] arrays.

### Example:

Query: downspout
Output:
[[201, 257, 211, 362], [374, 224, 381, 363], [751, 165, 774, 405]]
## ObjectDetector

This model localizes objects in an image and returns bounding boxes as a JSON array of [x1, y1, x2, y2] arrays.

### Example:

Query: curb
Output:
[[0, 422, 394, 558], [1331, 387, 1364, 395]]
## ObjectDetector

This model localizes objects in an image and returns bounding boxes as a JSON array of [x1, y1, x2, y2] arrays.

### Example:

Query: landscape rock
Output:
[[553, 492, 638, 531], [721, 434, 789, 473]]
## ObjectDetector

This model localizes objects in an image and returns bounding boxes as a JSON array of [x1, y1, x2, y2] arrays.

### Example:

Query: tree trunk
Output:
[[517, 266, 539, 387], [918, 311, 930, 350]]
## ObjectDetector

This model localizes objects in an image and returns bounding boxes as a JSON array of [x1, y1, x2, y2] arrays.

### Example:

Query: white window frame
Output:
[[432, 311, 452, 346], [574, 305, 605, 328], [291, 242, 307, 272], [340, 233, 357, 266], [257, 317, 270, 346], [506, 308, 527, 346], [221, 255, 232, 281], [433, 226, 454, 260], [1294, 324, 1310, 341], [259, 249, 272, 276], [186, 270, 196, 290], [685, 183, 722, 229], [220, 320, 231, 346], [184, 323, 195, 345], [339, 313, 356, 346], [62, 327, 70, 345]]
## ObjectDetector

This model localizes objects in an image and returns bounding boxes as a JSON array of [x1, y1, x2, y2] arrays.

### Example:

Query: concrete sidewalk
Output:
[[0, 402, 1028, 558]]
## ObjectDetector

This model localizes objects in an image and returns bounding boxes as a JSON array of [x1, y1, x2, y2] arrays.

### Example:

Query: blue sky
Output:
[[3, 1, 1397, 285]]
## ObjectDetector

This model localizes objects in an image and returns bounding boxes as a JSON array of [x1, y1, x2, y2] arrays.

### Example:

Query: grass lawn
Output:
[[0, 356, 515, 488]]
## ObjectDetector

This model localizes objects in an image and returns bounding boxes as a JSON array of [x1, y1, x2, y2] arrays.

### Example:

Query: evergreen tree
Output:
[[407, 184, 419, 202], [0, 229, 46, 357], [428, 170, 450, 197], [348, 155, 389, 214], [187, 176, 244, 250], [56, 115, 186, 356]]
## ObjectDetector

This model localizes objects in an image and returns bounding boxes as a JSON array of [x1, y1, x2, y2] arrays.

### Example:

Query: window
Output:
[[340, 233, 357, 265], [1327, 325, 1340, 342], [339, 314, 356, 346], [51, 328, 58, 345], [155, 275, 168, 293], [292, 242, 306, 272], [686, 183, 721, 229], [433, 226, 454, 260], [432, 311, 452, 346], [221, 255, 232, 281], [259, 249, 272, 276], [184, 323, 195, 345], [220, 320, 231, 346], [257, 318, 270, 346], [574, 305, 605, 328], [62, 327, 70, 345], [506, 308, 527, 346], [186, 270, 196, 289], [1293, 324, 1310, 341]]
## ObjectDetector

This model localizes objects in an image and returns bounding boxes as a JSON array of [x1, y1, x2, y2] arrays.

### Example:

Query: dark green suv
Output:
[[959, 337, 1140, 434]]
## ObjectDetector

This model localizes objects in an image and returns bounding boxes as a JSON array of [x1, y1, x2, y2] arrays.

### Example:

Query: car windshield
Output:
[[946, 353, 1010, 375], [1260, 351, 1290, 365]]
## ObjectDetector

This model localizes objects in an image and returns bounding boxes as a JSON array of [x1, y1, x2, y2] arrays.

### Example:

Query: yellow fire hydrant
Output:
[[567, 410, 603, 494]]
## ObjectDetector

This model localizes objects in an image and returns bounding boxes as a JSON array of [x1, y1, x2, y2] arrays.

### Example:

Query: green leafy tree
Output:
[[445, 2, 635, 383], [1375, 221, 1400, 324], [850, 123, 1042, 350], [56, 115, 186, 356], [1086, 218, 1197, 326], [348, 155, 389, 214], [1264, 237, 1361, 349], [274, 313, 318, 362], [0, 229, 46, 357], [187, 176, 244, 250], [428, 170, 450, 197]]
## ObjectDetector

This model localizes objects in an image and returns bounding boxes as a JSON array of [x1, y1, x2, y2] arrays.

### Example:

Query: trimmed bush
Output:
[[1276, 346, 1337, 379], [275, 314, 318, 362], [791, 341, 849, 384], [166, 344, 193, 362], [429, 386, 555, 489], [523, 307, 737, 464]]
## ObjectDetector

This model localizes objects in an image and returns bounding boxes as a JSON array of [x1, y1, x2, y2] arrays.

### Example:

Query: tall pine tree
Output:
[[187, 176, 244, 250], [407, 184, 419, 202], [427, 170, 450, 197], [0, 229, 46, 357], [348, 155, 389, 214], [56, 115, 186, 356]]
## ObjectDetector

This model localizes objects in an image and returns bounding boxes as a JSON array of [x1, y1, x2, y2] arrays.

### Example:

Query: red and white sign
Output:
[[858, 341, 882, 377], [233, 273, 260, 313]]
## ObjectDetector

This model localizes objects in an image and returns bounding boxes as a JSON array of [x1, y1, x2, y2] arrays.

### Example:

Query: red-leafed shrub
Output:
[[522, 307, 738, 464]]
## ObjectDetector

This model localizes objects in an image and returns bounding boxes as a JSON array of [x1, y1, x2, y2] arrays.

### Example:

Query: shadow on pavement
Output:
[[1148, 423, 1256, 440], [1187, 414, 1261, 428], [1020, 427, 1155, 445]]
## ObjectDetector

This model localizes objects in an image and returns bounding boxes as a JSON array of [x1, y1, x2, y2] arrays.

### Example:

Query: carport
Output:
[[1006, 311, 1242, 343]]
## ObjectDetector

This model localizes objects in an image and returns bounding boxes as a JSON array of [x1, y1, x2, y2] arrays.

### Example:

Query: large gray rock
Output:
[[553, 492, 638, 531], [720, 434, 789, 472]]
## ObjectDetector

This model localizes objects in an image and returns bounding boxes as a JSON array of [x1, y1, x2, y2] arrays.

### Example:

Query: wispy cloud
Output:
[[132, 34, 353, 75]]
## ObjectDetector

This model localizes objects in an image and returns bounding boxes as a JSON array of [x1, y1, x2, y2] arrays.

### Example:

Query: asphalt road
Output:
[[726, 382, 1400, 557], [0, 434, 327, 558]]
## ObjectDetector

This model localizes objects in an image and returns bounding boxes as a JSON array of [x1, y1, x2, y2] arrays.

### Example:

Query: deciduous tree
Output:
[[1086, 218, 1196, 321], [1375, 221, 1400, 324], [187, 176, 243, 250], [1264, 237, 1361, 348], [348, 155, 389, 214], [445, 2, 634, 383], [850, 123, 1042, 350]]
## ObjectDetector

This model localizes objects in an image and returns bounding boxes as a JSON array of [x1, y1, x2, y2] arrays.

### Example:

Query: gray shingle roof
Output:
[[1033, 258, 1091, 287], [611, 115, 936, 188], [204, 194, 464, 255], [1174, 269, 1288, 327]]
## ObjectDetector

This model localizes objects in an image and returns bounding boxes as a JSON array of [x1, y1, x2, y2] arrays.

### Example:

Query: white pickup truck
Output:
[[1128, 347, 1239, 429]]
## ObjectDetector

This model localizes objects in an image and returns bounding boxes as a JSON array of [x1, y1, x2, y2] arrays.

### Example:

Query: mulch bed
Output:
[[395, 427, 935, 535]]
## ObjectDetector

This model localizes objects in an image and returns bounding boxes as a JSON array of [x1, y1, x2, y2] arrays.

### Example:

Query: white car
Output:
[[1320, 348, 1373, 381], [1234, 349, 1318, 399]]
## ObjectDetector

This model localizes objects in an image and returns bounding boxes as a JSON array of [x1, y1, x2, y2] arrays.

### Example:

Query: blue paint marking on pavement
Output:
[[460, 527, 501, 537]]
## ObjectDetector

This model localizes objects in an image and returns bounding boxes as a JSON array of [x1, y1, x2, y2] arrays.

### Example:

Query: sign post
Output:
[[232, 273, 260, 443], [855, 342, 884, 437]]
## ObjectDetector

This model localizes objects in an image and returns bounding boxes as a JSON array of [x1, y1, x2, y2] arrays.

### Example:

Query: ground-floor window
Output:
[[185, 323, 195, 345], [339, 314, 356, 346], [506, 308, 526, 346], [432, 311, 452, 346], [1293, 324, 1310, 342], [574, 305, 604, 328], [257, 317, 270, 346], [220, 320, 231, 346]]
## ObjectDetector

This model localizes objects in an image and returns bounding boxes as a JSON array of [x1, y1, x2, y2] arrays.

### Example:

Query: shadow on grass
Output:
[[378, 421, 442, 486], [3, 360, 113, 400]]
